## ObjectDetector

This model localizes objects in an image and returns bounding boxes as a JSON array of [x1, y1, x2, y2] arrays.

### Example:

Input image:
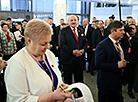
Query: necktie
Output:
[[73, 28, 79, 49], [5, 32, 11, 42], [115, 42, 121, 58]]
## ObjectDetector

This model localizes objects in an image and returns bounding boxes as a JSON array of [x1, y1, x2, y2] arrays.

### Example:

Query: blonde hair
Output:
[[24, 19, 52, 45]]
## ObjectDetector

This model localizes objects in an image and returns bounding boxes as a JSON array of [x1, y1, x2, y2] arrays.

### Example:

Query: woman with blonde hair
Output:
[[5, 19, 73, 102]]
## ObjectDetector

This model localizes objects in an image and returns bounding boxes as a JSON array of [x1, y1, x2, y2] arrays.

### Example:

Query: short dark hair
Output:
[[60, 18, 64, 21], [6, 17, 12, 21], [129, 24, 137, 28], [127, 16, 133, 19], [107, 20, 124, 32], [22, 19, 28, 23], [61, 23, 66, 26], [16, 21, 22, 26], [1, 23, 8, 28], [49, 18, 53, 20]]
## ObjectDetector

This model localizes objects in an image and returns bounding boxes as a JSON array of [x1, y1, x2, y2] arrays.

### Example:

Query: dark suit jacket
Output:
[[121, 34, 138, 63], [84, 25, 94, 46], [60, 26, 88, 65], [95, 37, 123, 90], [92, 28, 109, 49]]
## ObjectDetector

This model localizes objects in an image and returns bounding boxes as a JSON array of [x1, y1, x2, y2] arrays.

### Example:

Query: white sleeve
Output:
[[4, 57, 39, 102]]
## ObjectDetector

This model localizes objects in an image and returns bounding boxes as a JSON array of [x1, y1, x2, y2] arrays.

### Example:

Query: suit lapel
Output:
[[107, 37, 120, 58]]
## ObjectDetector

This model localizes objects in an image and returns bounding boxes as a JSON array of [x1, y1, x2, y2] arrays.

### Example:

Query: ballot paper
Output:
[[64, 83, 94, 102], [14, 31, 22, 41]]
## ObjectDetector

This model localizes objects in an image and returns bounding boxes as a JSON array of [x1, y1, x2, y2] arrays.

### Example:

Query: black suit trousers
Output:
[[98, 88, 124, 102], [63, 61, 83, 85]]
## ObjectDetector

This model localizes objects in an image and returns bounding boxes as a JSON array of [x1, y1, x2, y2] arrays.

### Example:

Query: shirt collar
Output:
[[109, 35, 119, 44], [70, 26, 77, 31]]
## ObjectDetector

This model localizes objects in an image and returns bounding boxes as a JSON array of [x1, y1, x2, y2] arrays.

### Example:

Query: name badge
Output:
[[7, 42, 11, 46]]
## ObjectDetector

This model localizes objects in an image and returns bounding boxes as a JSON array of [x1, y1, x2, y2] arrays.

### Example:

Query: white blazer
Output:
[[4, 47, 63, 102]]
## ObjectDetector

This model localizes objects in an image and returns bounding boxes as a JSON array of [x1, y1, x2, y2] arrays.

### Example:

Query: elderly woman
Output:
[[4, 19, 73, 102]]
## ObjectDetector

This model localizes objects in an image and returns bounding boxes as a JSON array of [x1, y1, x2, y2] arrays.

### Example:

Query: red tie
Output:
[[5, 32, 11, 42], [73, 28, 79, 49]]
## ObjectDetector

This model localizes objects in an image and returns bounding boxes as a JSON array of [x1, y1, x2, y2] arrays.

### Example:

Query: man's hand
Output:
[[118, 60, 126, 68]]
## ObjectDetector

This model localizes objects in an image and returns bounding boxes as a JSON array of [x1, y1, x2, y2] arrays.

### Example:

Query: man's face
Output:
[[82, 19, 87, 26], [15, 23, 21, 30], [93, 18, 96, 21], [48, 19, 53, 25], [69, 15, 77, 28], [23, 21, 28, 27], [129, 25, 137, 35], [98, 21, 103, 29], [6, 20, 12, 27], [91, 22, 95, 28], [60, 20, 64, 25], [114, 26, 125, 40], [2, 25, 8, 32]]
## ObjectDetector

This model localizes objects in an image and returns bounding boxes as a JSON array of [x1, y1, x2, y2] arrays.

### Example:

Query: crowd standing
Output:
[[0, 15, 138, 102]]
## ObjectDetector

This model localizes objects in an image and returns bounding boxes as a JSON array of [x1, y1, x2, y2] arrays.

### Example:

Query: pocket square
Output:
[[81, 34, 84, 36]]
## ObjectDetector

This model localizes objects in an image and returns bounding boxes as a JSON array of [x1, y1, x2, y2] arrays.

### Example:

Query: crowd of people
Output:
[[0, 15, 138, 102]]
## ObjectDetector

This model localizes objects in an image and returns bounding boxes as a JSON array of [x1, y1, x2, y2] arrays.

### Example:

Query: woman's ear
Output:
[[26, 37, 31, 44]]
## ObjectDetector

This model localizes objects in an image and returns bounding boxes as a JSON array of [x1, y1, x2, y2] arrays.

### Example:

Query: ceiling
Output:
[[72, 0, 138, 5]]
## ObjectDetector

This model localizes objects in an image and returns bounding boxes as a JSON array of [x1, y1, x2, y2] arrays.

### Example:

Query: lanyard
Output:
[[25, 46, 55, 91]]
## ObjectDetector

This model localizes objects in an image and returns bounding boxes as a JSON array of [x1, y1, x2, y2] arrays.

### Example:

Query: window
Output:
[[67, 0, 90, 25], [1, 0, 10, 11], [33, 0, 53, 12]]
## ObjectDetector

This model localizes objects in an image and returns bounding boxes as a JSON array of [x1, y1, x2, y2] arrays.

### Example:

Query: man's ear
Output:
[[111, 29, 115, 33]]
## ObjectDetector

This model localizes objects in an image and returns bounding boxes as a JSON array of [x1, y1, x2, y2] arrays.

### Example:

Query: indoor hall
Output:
[[0, 0, 138, 102]]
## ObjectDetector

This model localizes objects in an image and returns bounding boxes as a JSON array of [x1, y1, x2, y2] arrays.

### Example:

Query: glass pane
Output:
[[67, 0, 81, 14], [33, 0, 53, 12], [1, 0, 10, 11]]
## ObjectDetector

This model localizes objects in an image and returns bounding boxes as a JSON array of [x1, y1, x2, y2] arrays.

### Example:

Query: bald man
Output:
[[82, 18, 94, 73], [60, 15, 88, 85]]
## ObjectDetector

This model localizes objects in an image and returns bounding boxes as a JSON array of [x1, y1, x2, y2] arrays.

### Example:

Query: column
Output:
[[132, 5, 138, 23], [53, 0, 66, 25]]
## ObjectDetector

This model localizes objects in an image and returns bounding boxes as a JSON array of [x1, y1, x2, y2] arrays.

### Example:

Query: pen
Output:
[[126, 61, 129, 63], [59, 85, 67, 93]]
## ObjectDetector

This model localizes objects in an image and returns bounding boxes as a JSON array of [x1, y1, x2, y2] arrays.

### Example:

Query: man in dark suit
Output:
[[121, 24, 138, 99], [60, 15, 87, 85], [82, 18, 94, 73], [48, 18, 58, 56], [91, 20, 110, 75], [95, 21, 126, 102]]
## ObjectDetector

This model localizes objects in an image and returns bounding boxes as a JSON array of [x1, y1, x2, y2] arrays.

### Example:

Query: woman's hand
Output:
[[0, 60, 7, 73], [53, 88, 74, 101]]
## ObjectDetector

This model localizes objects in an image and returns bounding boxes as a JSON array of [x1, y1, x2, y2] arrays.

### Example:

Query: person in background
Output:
[[60, 15, 87, 85], [95, 21, 126, 102], [121, 24, 138, 99], [14, 22, 25, 51], [22, 19, 28, 29], [92, 17, 96, 22], [0, 60, 7, 102], [5, 17, 16, 33], [0, 23, 17, 61], [48, 18, 57, 56], [82, 18, 94, 73], [4, 19, 73, 102]]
